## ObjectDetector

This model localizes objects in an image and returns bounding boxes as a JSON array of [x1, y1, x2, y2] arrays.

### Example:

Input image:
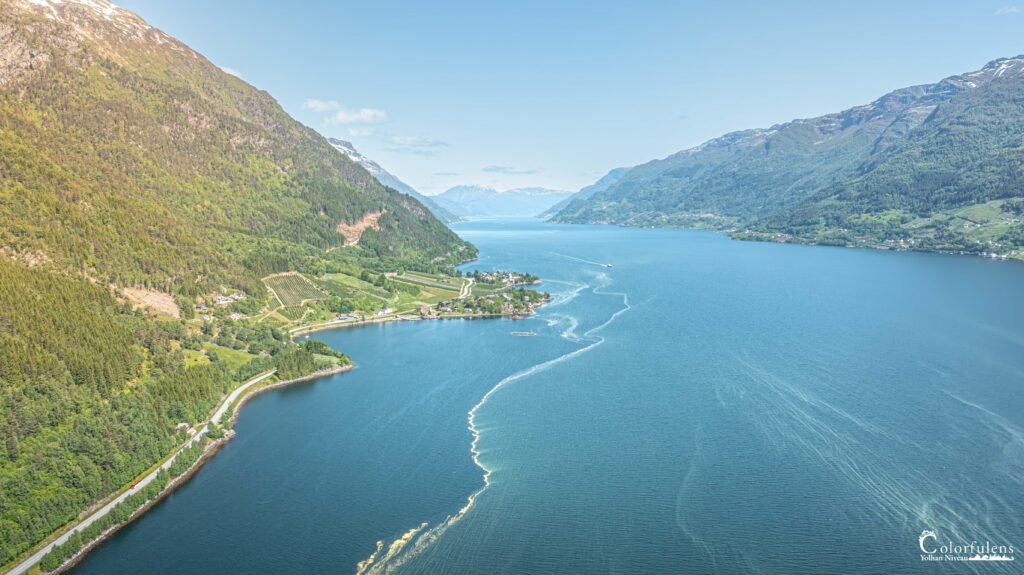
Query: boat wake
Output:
[[353, 274, 631, 575], [549, 251, 610, 269]]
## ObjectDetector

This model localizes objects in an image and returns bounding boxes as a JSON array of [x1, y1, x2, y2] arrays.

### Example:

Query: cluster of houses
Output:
[[431, 301, 457, 314], [476, 271, 527, 285], [195, 291, 246, 313], [212, 292, 247, 306], [192, 292, 249, 322]]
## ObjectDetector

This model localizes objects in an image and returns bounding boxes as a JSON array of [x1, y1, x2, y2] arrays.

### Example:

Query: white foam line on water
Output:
[[354, 280, 632, 575], [542, 279, 589, 309]]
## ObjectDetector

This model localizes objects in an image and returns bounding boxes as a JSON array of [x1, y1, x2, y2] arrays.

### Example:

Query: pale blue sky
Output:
[[120, 1, 1023, 194]]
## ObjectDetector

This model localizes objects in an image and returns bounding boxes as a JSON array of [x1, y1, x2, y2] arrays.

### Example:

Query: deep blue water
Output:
[[73, 219, 1024, 574]]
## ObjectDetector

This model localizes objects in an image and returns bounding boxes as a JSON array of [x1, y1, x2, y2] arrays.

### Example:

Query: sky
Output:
[[118, 1, 1024, 195]]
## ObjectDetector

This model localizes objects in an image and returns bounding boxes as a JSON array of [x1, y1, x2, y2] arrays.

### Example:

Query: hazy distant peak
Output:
[[434, 185, 572, 217], [505, 187, 572, 196]]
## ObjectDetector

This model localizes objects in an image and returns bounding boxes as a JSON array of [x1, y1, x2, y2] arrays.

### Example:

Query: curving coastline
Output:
[[35, 364, 352, 575], [29, 277, 548, 575], [226, 364, 353, 425]]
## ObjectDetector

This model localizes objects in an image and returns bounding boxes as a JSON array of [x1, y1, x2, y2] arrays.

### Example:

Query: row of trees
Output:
[[38, 437, 209, 572]]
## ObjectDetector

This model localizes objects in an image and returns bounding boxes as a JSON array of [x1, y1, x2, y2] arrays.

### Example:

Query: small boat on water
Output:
[[511, 331, 537, 336], [604, 263, 613, 268]]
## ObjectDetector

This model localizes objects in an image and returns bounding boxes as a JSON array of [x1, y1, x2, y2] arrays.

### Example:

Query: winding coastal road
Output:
[[4, 370, 278, 575]]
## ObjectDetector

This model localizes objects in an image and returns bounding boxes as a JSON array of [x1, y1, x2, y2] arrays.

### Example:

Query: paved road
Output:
[[457, 277, 474, 299], [4, 370, 277, 575]]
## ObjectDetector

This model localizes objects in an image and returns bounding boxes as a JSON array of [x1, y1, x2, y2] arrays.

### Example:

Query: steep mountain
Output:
[[542, 167, 630, 218], [0, 0, 472, 566], [746, 59, 1024, 255], [0, 0, 471, 298], [434, 185, 572, 218], [554, 57, 1024, 258], [327, 138, 460, 223]]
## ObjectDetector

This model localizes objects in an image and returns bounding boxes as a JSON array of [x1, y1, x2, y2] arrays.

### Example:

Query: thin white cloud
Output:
[[389, 136, 448, 148], [329, 108, 387, 125], [304, 99, 342, 112], [220, 66, 243, 79], [348, 127, 375, 137], [382, 134, 450, 156], [995, 5, 1020, 14], [304, 100, 387, 124], [384, 147, 438, 157], [482, 165, 538, 175]]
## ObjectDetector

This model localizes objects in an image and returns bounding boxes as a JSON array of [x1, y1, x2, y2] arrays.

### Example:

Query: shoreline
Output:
[[34, 293, 546, 574], [549, 220, 1024, 262], [290, 312, 537, 339], [731, 231, 1024, 262], [226, 364, 353, 424], [41, 364, 352, 575]]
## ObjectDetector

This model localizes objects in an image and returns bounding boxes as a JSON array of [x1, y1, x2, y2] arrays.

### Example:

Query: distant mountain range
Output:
[[328, 138, 460, 223], [554, 56, 1024, 259], [433, 185, 573, 218]]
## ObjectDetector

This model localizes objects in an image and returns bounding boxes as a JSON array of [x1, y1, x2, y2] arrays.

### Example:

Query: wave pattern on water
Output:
[[353, 272, 632, 575], [706, 352, 1023, 575]]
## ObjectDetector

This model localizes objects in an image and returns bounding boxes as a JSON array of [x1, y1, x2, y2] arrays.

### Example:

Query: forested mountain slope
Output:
[[554, 57, 1024, 258], [0, 0, 471, 298], [747, 63, 1024, 254], [0, 0, 470, 566], [542, 167, 629, 218]]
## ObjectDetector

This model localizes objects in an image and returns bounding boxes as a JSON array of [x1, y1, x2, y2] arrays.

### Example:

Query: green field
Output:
[[202, 344, 258, 373], [263, 273, 326, 306], [277, 306, 307, 321], [470, 283, 501, 297], [395, 272, 461, 291], [318, 272, 391, 312], [316, 271, 460, 314], [183, 348, 210, 367]]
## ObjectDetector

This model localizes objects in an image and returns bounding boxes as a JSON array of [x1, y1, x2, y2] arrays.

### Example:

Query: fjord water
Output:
[[72, 220, 1024, 574]]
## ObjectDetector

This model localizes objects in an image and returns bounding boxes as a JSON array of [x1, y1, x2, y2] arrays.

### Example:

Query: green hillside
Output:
[[0, 0, 470, 567], [555, 57, 1024, 259], [0, 2, 473, 299], [747, 71, 1024, 257]]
